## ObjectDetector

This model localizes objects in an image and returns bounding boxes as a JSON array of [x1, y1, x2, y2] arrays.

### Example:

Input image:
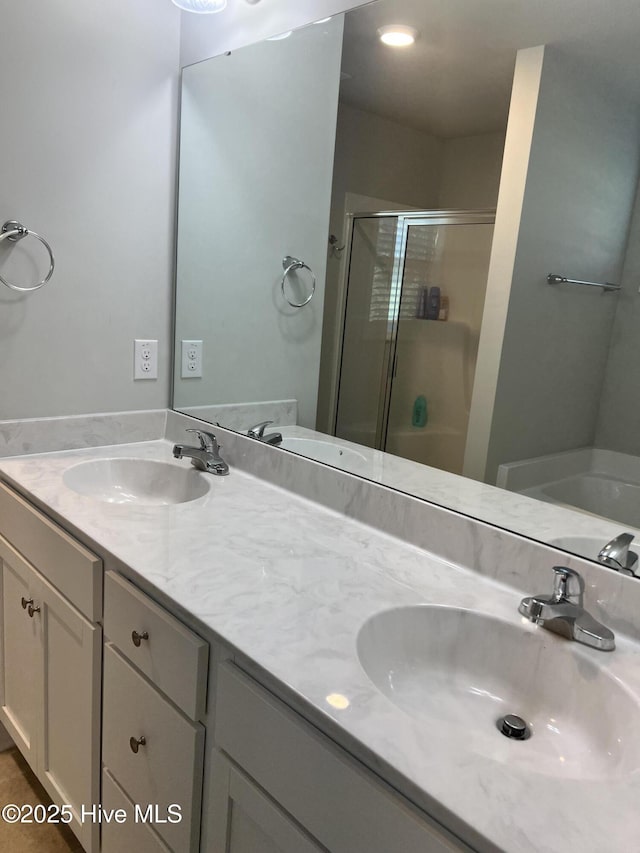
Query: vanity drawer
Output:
[[102, 644, 205, 853], [0, 481, 101, 621], [102, 768, 172, 853], [104, 571, 208, 720], [215, 663, 472, 853]]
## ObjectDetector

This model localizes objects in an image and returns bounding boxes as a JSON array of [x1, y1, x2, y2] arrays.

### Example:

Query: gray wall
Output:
[[330, 104, 445, 213], [438, 133, 506, 210], [596, 183, 640, 453], [0, 0, 181, 419], [174, 18, 344, 429], [484, 47, 640, 481]]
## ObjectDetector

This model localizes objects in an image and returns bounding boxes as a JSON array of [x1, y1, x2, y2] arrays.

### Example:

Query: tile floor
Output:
[[0, 748, 82, 852]]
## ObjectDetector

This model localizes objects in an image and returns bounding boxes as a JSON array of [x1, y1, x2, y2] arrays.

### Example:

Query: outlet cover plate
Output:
[[134, 339, 158, 380], [181, 339, 203, 378]]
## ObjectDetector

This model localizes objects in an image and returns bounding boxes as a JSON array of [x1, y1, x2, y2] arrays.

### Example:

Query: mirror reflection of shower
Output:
[[333, 210, 495, 476]]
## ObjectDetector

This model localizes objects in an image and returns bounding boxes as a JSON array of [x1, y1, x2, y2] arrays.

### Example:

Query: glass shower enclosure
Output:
[[333, 210, 495, 476]]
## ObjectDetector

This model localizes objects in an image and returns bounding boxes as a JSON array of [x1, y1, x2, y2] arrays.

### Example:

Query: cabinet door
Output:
[[209, 750, 325, 853], [0, 538, 42, 766], [215, 664, 472, 853], [38, 574, 101, 853]]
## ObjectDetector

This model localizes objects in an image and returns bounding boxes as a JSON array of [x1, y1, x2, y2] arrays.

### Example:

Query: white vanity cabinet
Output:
[[102, 570, 208, 853], [209, 663, 472, 853], [0, 482, 102, 853], [0, 480, 478, 853]]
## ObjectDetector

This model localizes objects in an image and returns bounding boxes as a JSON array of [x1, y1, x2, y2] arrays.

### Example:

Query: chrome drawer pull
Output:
[[129, 735, 146, 754], [131, 630, 149, 648], [27, 603, 40, 618], [21, 597, 32, 610]]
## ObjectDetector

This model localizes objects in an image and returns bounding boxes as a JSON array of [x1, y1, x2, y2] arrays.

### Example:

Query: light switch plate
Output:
[[134, 339, 158, 380], [181, 339, 203, 378]]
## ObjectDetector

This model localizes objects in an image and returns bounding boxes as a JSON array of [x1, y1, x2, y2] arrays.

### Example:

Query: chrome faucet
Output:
[[518, 566, 615, 651], [247, 421, 283, 446], [173, 429, 229, 476], [598, 533, 639, 576]]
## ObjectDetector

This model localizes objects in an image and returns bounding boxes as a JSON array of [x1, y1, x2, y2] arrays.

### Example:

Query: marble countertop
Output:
[[277, 425, 631, 552], [1, 439, 639, 853]]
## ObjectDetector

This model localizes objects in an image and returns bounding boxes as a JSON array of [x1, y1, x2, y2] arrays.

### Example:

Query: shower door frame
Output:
[[331, 209, 496, 453]]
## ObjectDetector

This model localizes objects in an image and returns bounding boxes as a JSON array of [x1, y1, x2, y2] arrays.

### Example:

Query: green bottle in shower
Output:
[[412, 395, 428, 427]]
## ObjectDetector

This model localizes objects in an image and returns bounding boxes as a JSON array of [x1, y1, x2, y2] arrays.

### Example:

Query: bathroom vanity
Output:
[[0, 434, 471, 853], [3, 0, 640, 849], [0, 414, 639, 853]]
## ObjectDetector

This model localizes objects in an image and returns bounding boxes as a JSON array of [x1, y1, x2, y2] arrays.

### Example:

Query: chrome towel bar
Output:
[[547, 274, 620, 293], [0, 220, 55, 292]]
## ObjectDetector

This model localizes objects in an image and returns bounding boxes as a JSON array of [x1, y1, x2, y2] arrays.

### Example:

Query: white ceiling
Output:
[[339, 0, 640, 138]]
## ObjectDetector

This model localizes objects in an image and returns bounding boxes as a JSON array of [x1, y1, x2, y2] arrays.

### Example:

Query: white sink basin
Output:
[[63, 458, 211, 506], [357, 605, 640, 780], [280, 437, 368, 470]]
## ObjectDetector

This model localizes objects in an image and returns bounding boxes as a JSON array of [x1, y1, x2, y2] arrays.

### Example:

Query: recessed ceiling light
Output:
[[378, 25, 418, 47], [171, 0, 227, 12]]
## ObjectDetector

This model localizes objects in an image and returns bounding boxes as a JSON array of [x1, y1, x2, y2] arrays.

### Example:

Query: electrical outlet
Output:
[[181, 339, 203, 378], [134, 339, 158, 380]]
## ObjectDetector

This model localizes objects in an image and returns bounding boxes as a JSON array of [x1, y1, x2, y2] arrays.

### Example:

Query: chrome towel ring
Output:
[[0, 220, 55, 292], [281, 256, 316, 308]]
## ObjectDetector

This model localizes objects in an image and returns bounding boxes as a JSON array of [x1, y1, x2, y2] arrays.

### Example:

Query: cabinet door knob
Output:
[[27, 603, 40, 618], [131, 630, 149, 648], [129, 735, 146, 754], [21, 597, 32, 610]]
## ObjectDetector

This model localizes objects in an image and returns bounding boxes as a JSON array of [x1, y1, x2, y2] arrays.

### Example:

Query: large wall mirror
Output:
[[173, 0, 640, 566]]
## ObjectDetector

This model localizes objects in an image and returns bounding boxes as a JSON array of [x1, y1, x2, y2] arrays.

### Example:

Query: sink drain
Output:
[[497, 714, 531, 740]]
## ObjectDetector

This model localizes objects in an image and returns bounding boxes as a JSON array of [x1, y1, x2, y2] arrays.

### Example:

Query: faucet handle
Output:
[[248, 421, 272, 439], [186, 428, 218, 452], [552, 566, 584, 606]]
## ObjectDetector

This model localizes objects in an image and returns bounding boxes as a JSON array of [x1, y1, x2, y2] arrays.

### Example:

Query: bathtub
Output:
[[498, 448, 640, 528]]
